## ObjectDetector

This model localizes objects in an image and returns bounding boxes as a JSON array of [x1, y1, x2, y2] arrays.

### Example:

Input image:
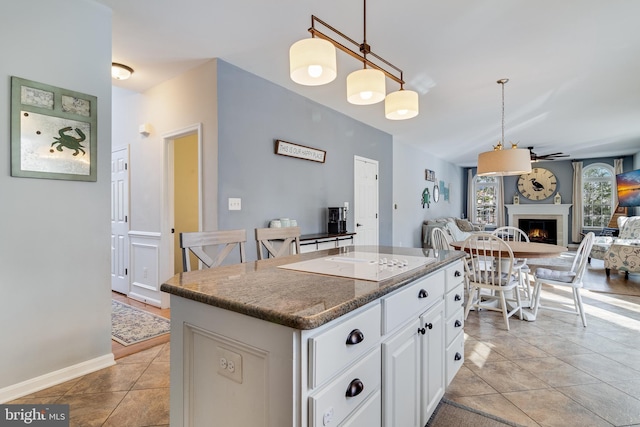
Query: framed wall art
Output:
[[274, 139, 326, 163], [10, 76, 98, 181]]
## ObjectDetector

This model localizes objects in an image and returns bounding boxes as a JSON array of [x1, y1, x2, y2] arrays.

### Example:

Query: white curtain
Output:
[[467, 169, 474, 221], [613, 158, 623, 208], [497, 177, 505, 227], [572, 161, 583, 243]]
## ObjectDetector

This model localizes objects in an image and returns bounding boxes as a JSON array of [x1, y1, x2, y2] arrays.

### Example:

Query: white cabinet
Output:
[[169, 258, 464, 427], [443, 261, 465, 386]]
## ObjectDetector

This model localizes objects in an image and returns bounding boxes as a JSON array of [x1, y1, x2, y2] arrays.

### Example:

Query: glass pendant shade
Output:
[[289, 38, 337, 86], [385, 89, 419, 120], [346, 68, 386, 105], [477, 147, 532, 176]]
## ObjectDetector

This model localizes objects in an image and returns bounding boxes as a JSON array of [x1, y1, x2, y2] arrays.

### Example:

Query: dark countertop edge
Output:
[[161, 252, 466, 330]]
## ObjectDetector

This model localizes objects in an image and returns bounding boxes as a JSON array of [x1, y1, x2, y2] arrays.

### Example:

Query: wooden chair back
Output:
[[431, 227, 453, 250], [255, 226, 301, 260], [180, 229, 247, 271]]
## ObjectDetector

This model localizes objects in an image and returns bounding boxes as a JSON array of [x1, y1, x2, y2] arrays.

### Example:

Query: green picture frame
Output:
[[10, 76, 97, 181]]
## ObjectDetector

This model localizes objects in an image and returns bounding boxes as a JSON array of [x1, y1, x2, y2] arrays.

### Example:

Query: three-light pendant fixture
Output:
[[289, 0, 419, 120]]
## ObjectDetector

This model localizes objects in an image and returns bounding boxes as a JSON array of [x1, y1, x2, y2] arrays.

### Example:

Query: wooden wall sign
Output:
[[275, 139, 326, 163]]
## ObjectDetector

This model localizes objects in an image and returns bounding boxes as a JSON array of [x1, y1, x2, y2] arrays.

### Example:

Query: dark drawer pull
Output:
[[454, 352, 462, 361], [346, 379, 364, 397], [454, 294, 461, 301], [346, 329, 365, 345], [454, 270, 462, 277], [418, 289, 428, 299], [454, 320, 462, 328], [425, 322, 433, 330]]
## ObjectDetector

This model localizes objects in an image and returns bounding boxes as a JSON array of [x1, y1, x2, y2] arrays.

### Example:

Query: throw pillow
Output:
[[455, 219, 474, 232]]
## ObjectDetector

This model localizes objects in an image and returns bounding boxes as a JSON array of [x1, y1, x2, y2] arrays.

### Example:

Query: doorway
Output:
[[111, 147, 129, 294], [161, 124, 203, 285], [354, 156, 379, 246]]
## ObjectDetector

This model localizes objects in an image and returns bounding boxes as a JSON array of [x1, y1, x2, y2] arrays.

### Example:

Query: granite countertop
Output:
[[160, 245, 466, 330]]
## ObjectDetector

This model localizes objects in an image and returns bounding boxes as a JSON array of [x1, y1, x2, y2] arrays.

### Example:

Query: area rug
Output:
[[427, 398, 523, 427], [111, 300, 171, 346]]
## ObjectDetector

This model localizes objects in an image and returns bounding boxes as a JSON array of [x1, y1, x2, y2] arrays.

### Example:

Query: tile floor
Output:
[[9, 262, 640, 427]]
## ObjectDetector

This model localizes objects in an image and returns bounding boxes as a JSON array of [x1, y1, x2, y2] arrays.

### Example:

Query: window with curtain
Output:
[[582, 163, 615, 229], [473, 175, 500, 226]]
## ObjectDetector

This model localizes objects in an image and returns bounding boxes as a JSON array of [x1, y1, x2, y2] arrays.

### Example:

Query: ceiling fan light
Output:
[[385, 89, 419, 120], [290, 38, 337, 86], [112, 63, 134, 80], [477, 147, 532, 176], [347, 68, 386, 105]]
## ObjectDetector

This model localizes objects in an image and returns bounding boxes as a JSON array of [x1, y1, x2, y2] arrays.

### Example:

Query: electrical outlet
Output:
[[228, 198, 241, 211], [217, 346, 242, 383]]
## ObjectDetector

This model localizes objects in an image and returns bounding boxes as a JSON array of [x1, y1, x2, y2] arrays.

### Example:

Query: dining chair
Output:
[[531, 232, 595, 327], [431, 227, 453, 250], [463, 233, 523, 331], [492, 226, 532, 305], [180, 229, 247, 272], [255, 226, 301, 260]]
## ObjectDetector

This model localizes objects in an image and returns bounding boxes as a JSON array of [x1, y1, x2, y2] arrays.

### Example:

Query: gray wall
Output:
[[216, 60, 393, 260], [466, 155, 637, 242], [0, 0, 112, 391], [393, 142, 465, 248]]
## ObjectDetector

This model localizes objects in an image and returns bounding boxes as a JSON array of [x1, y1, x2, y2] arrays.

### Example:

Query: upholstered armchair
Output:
[[589, 216, 637, 263], [603, 217, 640, 278]]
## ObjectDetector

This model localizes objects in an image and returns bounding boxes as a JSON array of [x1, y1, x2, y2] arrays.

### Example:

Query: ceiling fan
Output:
[[527, 147, 570, 161]]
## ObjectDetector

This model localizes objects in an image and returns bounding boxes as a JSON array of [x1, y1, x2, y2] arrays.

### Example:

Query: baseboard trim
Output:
[[0, 353, 115, 403]]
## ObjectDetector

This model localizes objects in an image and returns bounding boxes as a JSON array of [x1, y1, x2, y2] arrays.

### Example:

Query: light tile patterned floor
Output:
[[10, 261, 640, 426]]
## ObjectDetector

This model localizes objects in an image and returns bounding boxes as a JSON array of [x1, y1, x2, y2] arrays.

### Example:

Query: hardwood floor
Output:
[[111, 291, 171, 360]]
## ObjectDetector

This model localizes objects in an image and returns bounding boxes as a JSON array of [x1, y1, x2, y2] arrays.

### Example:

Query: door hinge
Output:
[[376, 213, 378, 218], [125, 163, 128, 170], [125, 215, 128, 223], [171, 228, 175, 234], [376, 174, 378, 180], [125, 268, 128, 275]]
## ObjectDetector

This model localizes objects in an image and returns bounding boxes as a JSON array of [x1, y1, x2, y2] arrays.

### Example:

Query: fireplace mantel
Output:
[[505, 204, 572, 247]]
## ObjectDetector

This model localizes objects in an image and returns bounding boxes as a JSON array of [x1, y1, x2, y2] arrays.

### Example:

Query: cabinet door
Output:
[[420, 301, 445, 426], [382, 318, 420, 427]]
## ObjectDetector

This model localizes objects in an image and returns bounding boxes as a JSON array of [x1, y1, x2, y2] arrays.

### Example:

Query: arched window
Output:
[[473, 175, 500, 226], [582, 163, 615, 229]]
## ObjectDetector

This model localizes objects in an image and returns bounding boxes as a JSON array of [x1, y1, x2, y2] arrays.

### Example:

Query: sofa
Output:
[[422, 217, 484, 248], [589, 216, 640, 278]]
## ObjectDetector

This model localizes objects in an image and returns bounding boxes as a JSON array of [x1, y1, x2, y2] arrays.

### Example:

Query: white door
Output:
[[354, 156, 379, 246], [111, 147, 129, 294]]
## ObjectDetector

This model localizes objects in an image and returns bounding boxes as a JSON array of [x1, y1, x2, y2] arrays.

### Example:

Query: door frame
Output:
[[160, 123, 203, 283]]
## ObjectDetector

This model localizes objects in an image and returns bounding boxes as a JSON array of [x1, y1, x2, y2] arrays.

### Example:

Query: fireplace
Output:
[[505, 204, 571, 247], [519, 218, 557, 245]]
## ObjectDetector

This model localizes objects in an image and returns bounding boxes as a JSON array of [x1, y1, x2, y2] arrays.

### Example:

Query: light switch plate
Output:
[[228, 198, 241, 211]]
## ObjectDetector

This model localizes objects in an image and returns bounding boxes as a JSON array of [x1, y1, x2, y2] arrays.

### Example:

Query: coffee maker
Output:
[[328, 207, 347, 234]]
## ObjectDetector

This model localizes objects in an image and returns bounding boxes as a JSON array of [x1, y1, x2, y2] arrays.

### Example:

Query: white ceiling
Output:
[[99, 0, 640, 167]]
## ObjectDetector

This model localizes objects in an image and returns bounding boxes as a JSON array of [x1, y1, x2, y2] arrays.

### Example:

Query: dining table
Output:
[[450, 240, 568, 258], [450, 239, 569, 321]]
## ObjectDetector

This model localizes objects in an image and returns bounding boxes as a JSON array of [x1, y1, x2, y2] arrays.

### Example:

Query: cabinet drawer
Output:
[[445, 283, 464, 318], [309, 303, 381, 388], [445, 308, 464, 346], [445, 261, 465, 292], [446, 331, 464, 387], [339, 388, 381, 427], [309, 348, 381, 427], [383, 271, 444, 334]]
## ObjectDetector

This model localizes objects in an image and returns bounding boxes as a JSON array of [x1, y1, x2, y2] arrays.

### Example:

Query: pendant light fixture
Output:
[[289, 0, 418, 119], [477, 79, 531, 176]]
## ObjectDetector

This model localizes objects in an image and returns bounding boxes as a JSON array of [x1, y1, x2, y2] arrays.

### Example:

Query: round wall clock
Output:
[[517, 167, 557, 201]]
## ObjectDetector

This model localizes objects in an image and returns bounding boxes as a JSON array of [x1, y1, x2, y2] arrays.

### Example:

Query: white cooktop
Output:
[[278, 251, 436, 282]]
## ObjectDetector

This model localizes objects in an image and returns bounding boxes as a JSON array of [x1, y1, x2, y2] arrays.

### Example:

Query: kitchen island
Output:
[[161, 245, 466, 427]]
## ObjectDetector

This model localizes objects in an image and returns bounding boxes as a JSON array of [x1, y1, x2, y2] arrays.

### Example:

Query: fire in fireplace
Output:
[[518, 219, 557, 245]]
